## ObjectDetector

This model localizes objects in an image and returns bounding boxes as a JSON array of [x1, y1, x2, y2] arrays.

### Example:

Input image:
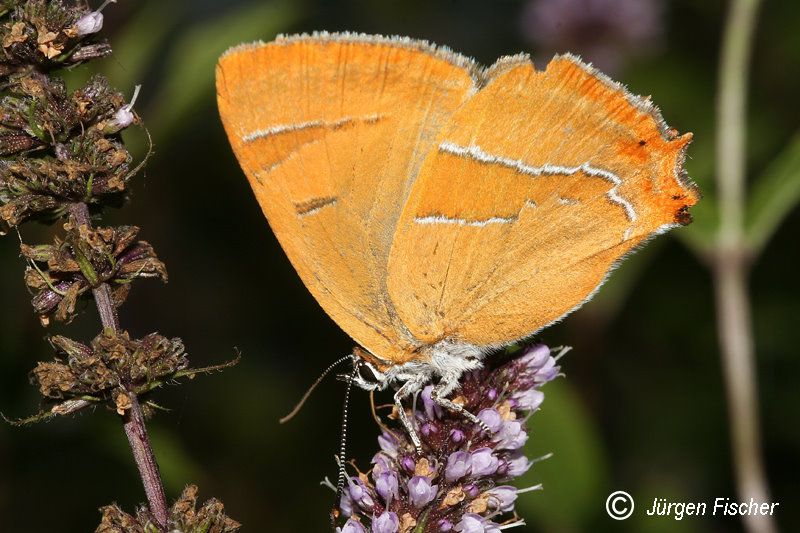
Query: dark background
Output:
[[1, 0, 798, 531]]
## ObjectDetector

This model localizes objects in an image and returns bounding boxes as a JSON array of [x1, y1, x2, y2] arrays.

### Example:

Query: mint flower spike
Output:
[[335, 344, 565, 532]]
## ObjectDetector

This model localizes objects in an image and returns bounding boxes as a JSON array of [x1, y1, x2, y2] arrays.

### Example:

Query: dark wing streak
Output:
[[294, 195, 337, 215]]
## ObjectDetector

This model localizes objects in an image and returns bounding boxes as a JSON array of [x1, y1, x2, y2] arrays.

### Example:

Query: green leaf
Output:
[[746, 132, 800, 255], [515, 379, 610, 532], [145, 0, 302, 141]]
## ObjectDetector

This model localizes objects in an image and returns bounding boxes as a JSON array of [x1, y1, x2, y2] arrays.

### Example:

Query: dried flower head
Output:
[[0, 0, 111, 77], [22, 218, 167, 323], [96, 484, 241, 533], [31, 329, 187, 409], [335, 344, 561, 532], [0, 73, 137, 228]]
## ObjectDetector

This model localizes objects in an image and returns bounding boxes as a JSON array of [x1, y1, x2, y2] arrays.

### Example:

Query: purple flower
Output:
[[421, 385, 442, 419], [454, 514, 486, 533], [477, 408, 503, 433], [518, 344, 550, 370], [445, 451, 472, 482], [513, 388, 545, 411], [495, 420, 528, 450], [348, 478, 375, 510], [338, 518, 367, 533], [73, 0, 117, 36], [487, 486, 518, 512], [378, 431, 399, 457], [371, 511, 399, 533], [339, 490, 354, 517], [371, 453, 393, 476], [400, 455, 416, 473], [504, 452, 533, 477], [532, 356, 559, 384], [374, 471, 399, 504], [462, 484, 480, 498], [74, 12, 103, 36], [407, 476, 438, 508], [104, 85, 140, 133], [470, 448, 499, 477]]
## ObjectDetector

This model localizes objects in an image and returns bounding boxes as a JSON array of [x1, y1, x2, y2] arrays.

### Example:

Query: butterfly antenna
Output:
[[279, 354, 354, 424], [336, 359, 360, 496]]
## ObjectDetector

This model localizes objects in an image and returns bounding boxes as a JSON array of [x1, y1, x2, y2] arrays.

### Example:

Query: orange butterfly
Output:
[[216, 32, 697, 449]]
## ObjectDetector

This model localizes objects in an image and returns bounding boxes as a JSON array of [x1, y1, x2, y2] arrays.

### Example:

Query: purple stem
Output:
[[68, 202, 169, 530]]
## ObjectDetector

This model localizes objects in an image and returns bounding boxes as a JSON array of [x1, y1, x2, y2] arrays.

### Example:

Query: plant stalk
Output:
[[68, 202, 170, 530], [714, 1, 775, 533]]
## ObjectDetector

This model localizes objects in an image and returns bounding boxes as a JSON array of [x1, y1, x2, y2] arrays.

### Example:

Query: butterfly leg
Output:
[[338, 360, 388, 391], [343, 373, 381, 391], [394, 378, 426, 454], [430, 377, 491, 434]]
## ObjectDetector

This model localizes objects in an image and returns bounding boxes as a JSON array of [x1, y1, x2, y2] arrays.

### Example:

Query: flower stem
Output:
[[714, 1, 775, 533], [68, 202, 169, 530]]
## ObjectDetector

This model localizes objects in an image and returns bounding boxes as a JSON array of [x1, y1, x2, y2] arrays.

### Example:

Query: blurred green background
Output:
[[1, 0, 798, 531]]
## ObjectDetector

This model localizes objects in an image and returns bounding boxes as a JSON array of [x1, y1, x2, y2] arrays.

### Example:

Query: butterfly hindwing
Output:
[[386, 55, 697, 347]]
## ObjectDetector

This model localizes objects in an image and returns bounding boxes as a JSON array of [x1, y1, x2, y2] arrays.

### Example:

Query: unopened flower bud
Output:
[[449, 428, 466, 443], [438, 518, 454, 531]]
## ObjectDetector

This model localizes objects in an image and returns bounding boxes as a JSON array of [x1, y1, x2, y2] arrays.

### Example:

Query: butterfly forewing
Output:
[[216, 35, 479, 362]]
